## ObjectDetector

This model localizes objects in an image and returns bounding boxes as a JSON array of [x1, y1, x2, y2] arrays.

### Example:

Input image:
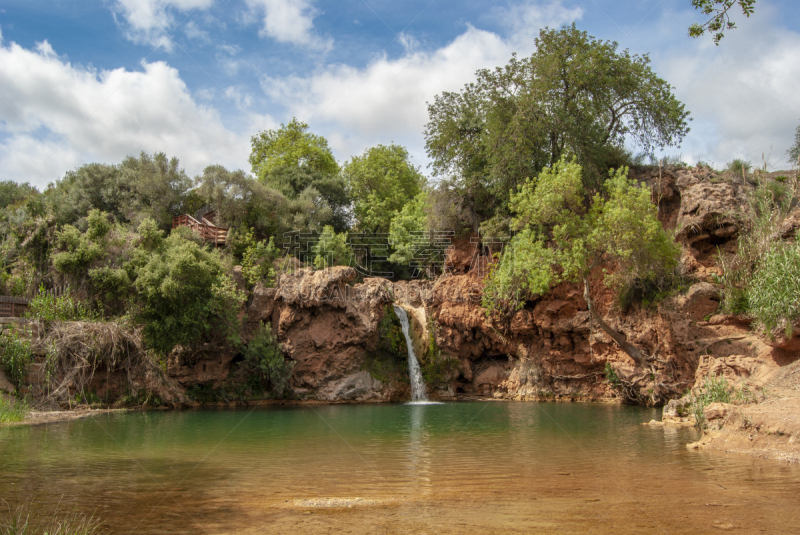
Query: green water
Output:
[[1, 402, 799, 534]]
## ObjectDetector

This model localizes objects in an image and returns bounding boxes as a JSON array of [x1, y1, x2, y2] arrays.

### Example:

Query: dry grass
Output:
[[33, 320, 160, 405]]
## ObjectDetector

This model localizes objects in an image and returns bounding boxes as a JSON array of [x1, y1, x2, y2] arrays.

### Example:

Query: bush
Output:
[[726, 159, 752, 178], [26, 286, 97, 323], [0, 396, 29, 423], [747, 240, 800, 337], [689, 375, 731, 429], [132, 220, 246, 354], [718, 177, 799, 333], [0, 332, 33, 388], [243, 323, 294, 397]]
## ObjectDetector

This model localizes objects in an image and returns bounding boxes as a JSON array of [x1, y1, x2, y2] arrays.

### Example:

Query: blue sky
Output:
[[1, 0, 799, 188]]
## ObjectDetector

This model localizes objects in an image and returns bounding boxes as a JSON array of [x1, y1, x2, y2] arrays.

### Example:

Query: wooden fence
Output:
[[0, 286, 69, 318]]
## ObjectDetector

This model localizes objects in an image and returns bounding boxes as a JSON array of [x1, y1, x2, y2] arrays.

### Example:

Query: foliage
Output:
[[343, 144, 424, 233], [420, 319, 458, 387], [249, 118, 339, 181], [0, 396, 29, 423], [49, 152, 191, 230], [117, 152, 193, 229], [239, 230, 281, 287], [193, 165, 287, 238], [689, 0, 756, 44], [725, 158, 751, 178], [717, 177, 798, 330], [689, 375, 732, 429], [311, 226, 351, 269], [364, 306, 408, 383], [425, 24, 690, 227], [0, 331, 33, 389], [746, 239, 800, 337], [26, 286, 98, 323], [243, 323, 294, 397], [388, 191, 428, 265], [483, 158, 680, 315], [604, 363, 621, 389], [132, 220, 246, 354], [0, 181, 38, 210], [52, 210, 113, 275]]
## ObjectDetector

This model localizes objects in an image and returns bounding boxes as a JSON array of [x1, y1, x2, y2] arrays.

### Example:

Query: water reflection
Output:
[[1, 402, 799, 534]]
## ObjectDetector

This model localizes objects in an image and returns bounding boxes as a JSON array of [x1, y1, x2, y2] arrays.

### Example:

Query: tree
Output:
[[342, 144, 424, 233], [249, 118, 339, 182], [388, 191, 428, 265], [118, 152, 192, 229], [483, 157, 680, 366], [248, 120, 350, 232], [194, 165, 287, 239], [425, 24, 690, 228], [132, 219, 245, 354], [311, 225, 351, 269], [689, 0, 756, 44], [0, 181, 38, 210]]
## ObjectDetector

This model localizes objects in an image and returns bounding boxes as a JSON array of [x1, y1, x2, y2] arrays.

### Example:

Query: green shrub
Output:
[[0, 396, 29, 423], [243, 323, 294, 397], [0, 332, 33, 388], [718, 177, 797, 318], [26, 286, 97, 322], [690, 375, 731, 429], [132, 220, 246, 354], [747, 240, 800, 336], [238, 228, 280, 287], [726, 159, 751, 178]]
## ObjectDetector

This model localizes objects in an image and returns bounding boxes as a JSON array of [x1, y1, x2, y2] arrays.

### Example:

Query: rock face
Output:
[[13, 167, 799, 409], [245, 267, 405, 401]]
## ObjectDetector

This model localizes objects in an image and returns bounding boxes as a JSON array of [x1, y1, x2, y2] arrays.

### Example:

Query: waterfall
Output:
[[394, 306, 429, 402]]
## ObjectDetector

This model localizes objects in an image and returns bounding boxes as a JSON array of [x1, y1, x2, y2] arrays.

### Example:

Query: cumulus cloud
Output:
[[0, 39, 266, 187], [261, 1, 582, 165], [111, 0, 212, 50], [244, 0, 332, 51], [629, 5, 800, 169]]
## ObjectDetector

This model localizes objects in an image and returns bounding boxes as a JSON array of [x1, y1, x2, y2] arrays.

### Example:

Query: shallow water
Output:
[[2, 402, 799, 534]]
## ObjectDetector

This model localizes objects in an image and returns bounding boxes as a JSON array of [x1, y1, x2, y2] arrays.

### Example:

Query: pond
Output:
[[2, 401, 799, 534]]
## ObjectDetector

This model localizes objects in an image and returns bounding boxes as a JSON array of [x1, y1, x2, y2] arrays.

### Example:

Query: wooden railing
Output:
[[0, 296, 29, 318], [172, 214, 228, 246]]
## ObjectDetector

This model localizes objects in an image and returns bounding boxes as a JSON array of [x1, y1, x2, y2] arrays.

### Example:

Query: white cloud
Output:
[[244, 0, 332, 51], [111, 0, 212, 50], [260, 1, 582, 166], [0, 39, 268, 187], [650, 5, 800, 169]]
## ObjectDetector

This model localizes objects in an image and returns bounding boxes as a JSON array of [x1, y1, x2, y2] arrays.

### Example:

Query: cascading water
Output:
[[393, 305, 429, 402]]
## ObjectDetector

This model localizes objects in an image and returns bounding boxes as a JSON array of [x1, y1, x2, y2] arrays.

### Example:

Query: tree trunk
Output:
[[583, 277, 648, 367]]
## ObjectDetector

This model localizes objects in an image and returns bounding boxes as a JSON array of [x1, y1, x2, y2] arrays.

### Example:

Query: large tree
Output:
[[425, 24, 690, 229], [483, 157, 680, 367], [249, 118, 349, 232], [249, 118, 339, 182], [342, 143, 424, 233]]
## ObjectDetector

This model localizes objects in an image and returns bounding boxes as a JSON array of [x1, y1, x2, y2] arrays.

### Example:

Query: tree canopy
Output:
[[249, 118, 339, 182], [425, 24, 690, 230], [343, 143, 425, 233]]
